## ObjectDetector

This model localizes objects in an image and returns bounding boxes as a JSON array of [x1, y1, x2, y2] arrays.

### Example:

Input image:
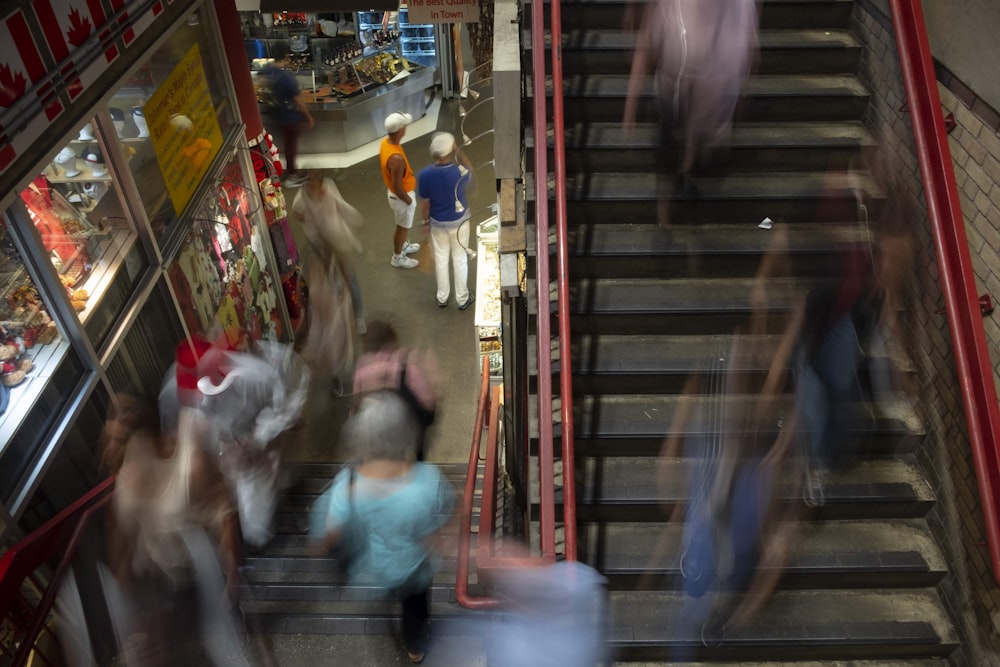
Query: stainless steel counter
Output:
[[270, 65, 436, 154]]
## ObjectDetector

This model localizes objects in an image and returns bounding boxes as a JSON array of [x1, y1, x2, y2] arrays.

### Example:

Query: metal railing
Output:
[[890, 0, 1000, 583], [0, 476, 115, 665], [455, 0, 577, 608]]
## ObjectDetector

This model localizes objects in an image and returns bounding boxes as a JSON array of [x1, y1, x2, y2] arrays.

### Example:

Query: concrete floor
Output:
[[280, 87, 498, 466]]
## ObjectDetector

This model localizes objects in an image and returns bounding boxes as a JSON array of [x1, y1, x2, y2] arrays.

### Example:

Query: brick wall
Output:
[[852, 3, 1000, 664]]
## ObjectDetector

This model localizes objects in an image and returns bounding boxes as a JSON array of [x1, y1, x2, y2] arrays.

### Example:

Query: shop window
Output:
[[167, 154, 284, 349], [109, 6, 238, 241], [0, 217, 75, 461], [27, 118, 148, 352]]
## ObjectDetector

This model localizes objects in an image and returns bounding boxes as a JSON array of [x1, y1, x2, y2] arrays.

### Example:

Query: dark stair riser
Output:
[[539, 0, 855, 32], [527, 42, 861, 77]]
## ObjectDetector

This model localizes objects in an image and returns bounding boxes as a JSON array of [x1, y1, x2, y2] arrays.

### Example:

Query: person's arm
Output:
[[387, 154, 412, 204]]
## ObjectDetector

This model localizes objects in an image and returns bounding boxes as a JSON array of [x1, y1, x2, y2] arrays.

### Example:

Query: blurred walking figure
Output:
[[102, 393, 248, 665], [310, 391, 456, 663], [158, 338, 310, 549], [623, 0, 758, 209], [292, 169, 367, 334], [418, 132, 476, 309], [352, 319, 441, 460], [293, 175, 359, 389], [485, 556, 609, 667]]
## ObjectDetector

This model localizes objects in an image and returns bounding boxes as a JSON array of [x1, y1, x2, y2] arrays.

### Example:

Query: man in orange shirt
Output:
[[380, 112, 421, 269]]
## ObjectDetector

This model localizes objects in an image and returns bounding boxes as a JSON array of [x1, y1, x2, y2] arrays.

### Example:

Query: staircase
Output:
[[239, 462, 477, 642], [525, 0, 958, 662]]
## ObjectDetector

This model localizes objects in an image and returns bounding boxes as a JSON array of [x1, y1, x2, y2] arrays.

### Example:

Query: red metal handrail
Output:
[[0, 476, 115, 621], [455, 357, 504, 608], [457, 39, 582, 589], [890, 0, 1000, 583], [9, 496, 112, 666]]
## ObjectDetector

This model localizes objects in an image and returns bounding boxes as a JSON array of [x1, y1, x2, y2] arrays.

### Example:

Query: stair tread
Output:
[[573, 456, 933, 504], [527, 170, 882, 201], [607, 589, 956, 645], [527, 28, 861, 52], [527, 121, 877, 150], [584, 520, 947, 573], [529, 73, 870, 99], [531, 333, 913, 375]]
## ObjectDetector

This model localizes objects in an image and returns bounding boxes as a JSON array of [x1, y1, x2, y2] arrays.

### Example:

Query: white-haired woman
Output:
[[310, 391, 456, 663]]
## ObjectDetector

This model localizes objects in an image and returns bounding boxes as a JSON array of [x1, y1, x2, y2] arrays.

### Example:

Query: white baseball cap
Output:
[[429, 132, 456, 158], [384, 112, 413, 134]]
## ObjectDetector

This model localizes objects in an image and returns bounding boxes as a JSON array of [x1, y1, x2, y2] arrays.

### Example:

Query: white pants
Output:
[[430, 221, 471, 305]]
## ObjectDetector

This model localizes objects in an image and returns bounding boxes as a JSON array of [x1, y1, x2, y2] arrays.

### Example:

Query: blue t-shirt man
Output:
[[417, 162, 470, 227], [259, 64, 307, 126]]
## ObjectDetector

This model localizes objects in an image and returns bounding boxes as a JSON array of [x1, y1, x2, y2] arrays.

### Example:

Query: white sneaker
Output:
[[391, 254, 418, 268], [402, 241, 420, 255]]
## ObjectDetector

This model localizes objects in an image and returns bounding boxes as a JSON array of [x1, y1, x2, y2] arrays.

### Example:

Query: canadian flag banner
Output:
[[31, 0, 113, 100], [110, 0, 165, 48], [0, 8, 63, 173]]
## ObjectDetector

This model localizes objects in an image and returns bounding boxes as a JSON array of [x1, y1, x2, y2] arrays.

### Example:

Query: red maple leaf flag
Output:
[[66, 7, 92, 46], [0, 64, 27, 108], [109, 0, 164, 47], [32, 0, 111, 100], [0, 8, 62, 174]]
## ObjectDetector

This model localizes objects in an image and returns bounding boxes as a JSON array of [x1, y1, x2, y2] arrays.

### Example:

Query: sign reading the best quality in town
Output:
[[405, 0, 478, 24], [144, 43, 223, 216]]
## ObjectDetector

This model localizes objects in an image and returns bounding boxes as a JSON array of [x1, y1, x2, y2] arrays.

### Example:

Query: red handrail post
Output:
[[890, 0, 1000, 583]]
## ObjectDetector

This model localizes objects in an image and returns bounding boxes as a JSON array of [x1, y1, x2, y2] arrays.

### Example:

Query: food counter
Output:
[[252, 45, 435, 154]]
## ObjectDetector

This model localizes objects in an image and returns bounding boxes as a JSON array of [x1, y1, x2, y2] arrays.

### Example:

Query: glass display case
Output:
[[360, 7, 436, 69], [475, 217, 502, 378], [252, 43, 435, 154]]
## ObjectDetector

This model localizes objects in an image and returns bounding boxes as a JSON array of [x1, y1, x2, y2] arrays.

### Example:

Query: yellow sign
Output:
[[144, 44, 224, 216]]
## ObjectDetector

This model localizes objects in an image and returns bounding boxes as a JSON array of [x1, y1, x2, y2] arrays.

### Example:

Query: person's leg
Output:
[[431, 226, 451, 305], [283, 122, 301, 176], [401, 587, 430, 660], [389, 193, 418, 267], [451, 223, 470, 305]]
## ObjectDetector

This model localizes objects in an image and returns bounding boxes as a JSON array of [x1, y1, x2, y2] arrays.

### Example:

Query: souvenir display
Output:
[[132, 107, 149, 138], [54, 147, 81, 177], [109, 107, 127, 138]]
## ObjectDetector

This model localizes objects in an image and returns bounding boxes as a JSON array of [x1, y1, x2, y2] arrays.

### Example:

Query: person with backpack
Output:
[[351, 320, 440, 460], [258, 43, 313, 187]]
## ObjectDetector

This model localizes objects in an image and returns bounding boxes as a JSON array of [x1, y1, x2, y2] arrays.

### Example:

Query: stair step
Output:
[[526, 29, 862, 76], [582, 519, 947, 589], [542, 0, 856, 31], [528, 332, 914, 394], [607, 589, 956, 661], [527, 121, 878, 172], [570, 456, 934, 520], [527, 74, 870, 123], [526, 170, 883, 224], [528, 221, 877, 279]]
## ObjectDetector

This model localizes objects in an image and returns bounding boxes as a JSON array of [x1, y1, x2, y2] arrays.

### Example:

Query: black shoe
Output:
[[437, 299, 448, 308], [457, 291, 475, 311]]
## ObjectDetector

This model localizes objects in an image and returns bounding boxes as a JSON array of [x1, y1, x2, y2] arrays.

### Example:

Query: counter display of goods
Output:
[[475, 219, 502, 378]]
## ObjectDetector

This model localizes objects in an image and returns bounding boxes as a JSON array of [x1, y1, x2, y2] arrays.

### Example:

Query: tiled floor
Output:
[[279, 88, 498, 466]]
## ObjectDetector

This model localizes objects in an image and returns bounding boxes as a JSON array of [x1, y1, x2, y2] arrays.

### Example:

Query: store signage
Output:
[[401, 0, 479, 24], [145, 43, 224, 216]]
